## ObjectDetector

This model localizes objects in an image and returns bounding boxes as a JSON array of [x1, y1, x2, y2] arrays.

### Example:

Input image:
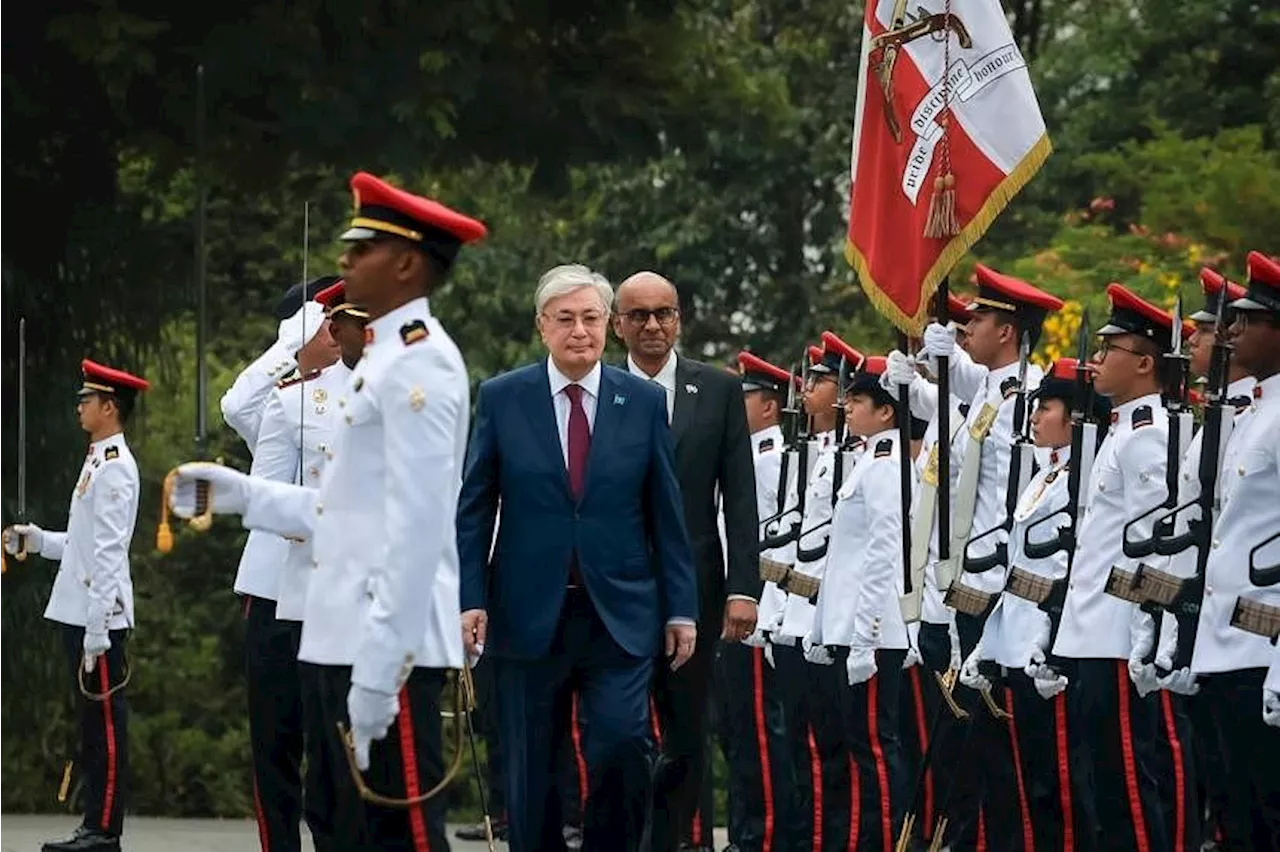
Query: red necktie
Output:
[[564, 384, 591, 499]]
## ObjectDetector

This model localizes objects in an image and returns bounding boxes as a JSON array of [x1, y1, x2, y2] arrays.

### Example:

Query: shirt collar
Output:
[[628, 352, 677, 391], [365, 297, 430, 350], [1254, 373, 1280, 407], [752, 424, 784, 454], [1048, 444, 1072, 467], [548, 358, 602, 400], [1111, 391, 1163, 426]]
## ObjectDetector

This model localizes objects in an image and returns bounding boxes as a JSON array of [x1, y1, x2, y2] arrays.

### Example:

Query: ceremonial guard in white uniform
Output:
[[1052, 283, 1194, 851], [251, 279, 367, 849], [812, 355, 910, 851], [1193, 252, 1280, 849], [720, 352, 801, 852], [771, 340, 852, 851], [6, 360, 148, 852], [918, 266, 1061, 851], [169, 171, 486, 852]]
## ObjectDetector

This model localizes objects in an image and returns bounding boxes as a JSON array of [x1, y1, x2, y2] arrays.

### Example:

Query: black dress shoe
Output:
[[42, 825, 121, 852], [453, 819, 508, 841]]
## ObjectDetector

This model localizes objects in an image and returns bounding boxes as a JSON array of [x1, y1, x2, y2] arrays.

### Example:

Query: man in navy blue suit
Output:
[[457, 264, 699, 852]]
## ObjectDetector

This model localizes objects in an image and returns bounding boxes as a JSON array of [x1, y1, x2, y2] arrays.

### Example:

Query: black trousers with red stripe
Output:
[[1001, 669, 1083, 852], [897, 664, 939, 846], [1199, 669, 1280, 851], [907, 622, 970, 848], [307, 663, 449, 852], [1150, 689, 1199, 852], [244, 596, 307, 852], [714, 640, 797, 852], [1066, 658, 1169, 852], [773, 641, 853, 852], [62, 625, 129, 838], [834, 647, 907, 852]]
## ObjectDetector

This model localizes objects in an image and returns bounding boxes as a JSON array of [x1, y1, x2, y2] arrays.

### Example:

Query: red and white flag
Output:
[[846, 0, 1051, 333]]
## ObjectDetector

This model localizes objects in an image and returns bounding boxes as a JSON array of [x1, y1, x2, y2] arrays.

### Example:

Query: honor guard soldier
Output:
[[880, 293, 972, 850], [5, 360, 149, 852], [812, 355, 912, 851], [721, 351, 800, 852], [1193, 251, 1280, 848], [250, 279, 368, 851], [919, 266, 1061, 850], [169, 171, 486, 851], [963, 357, 1111, 850], [1158, 267, 1255, 846], [229, 283, 340, 852], [1052, 283, 1190, 851], [771, 339, 857, 851]]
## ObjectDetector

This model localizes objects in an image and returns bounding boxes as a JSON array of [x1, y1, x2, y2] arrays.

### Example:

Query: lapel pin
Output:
[[685, 384, 698, 394], [614, 394, 627, 405]]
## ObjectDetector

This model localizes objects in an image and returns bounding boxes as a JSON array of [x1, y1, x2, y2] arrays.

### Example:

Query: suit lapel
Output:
[[585, 368, 624, 499], [671, 356, 699, 451], [527, 360, 572, 498]]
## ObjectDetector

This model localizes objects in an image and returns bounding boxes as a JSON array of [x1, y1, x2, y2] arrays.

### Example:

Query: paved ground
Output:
[[0, 815, 730, 851]]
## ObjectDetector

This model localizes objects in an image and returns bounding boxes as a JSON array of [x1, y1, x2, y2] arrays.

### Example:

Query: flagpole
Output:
[[935, 279, 950, 561], [897, 331, 914, 595]]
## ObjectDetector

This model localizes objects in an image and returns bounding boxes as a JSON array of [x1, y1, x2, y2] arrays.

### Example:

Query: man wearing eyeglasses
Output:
[[613, 271, 760, 852]]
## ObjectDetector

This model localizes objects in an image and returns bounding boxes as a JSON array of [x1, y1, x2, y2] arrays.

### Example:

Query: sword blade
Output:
[[17, 317, 27, 519]]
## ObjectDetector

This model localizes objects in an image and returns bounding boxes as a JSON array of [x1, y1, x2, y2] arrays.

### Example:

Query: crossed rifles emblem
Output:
[[871, 2, 972, 144]]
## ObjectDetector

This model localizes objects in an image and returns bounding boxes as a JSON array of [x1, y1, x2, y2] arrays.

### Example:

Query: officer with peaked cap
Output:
[[168, 171, 487, 851], [6, 360, 149, 852], [811, 355, 912, 850], [919, 265, 1062, 851], [251, 278, 368, 851], [719, 351, 801, 852], [1050, 283, 1191, 851], [1192, 250, 1280, 848]]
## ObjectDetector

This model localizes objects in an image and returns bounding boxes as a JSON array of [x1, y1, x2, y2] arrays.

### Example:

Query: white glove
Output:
[[743, 628, 768, 649], [903, 644, 923, 670], [802, 634, 833, 666], [846, 646, 877, 686], [1030, 665, 1069, 699], [960, 647, 991, 692], [1157, 667, 1200, 696], [168, 462, 253, 519], [1264, 689, 1280, 728], [83, 631, 111, 673], [1128, 611, 1161, 697], [347, 685, 400, 771], [3, 523, 43, 555], [277, 301, 327, 355], [764, 642, 775, 670], [765, 607, 785, 634], [879, 350, 918, 401], [917, 322, 956, 377]]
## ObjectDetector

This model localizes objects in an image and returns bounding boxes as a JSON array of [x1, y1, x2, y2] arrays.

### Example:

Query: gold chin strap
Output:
[[156, 466, 216, 554], [78, 658, 132, 701], [338, 660, 476, 808]]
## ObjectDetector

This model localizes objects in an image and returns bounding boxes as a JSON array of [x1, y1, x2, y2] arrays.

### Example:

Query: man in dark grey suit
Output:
[[613, 271, 761, 852]]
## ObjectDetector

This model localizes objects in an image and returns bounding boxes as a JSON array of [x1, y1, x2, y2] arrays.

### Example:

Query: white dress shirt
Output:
[[628, 352, 677, 422], [548, 359, 601, 464]]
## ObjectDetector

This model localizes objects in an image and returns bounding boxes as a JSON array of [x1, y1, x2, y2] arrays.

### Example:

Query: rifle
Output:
[[960, 331, 1034, 576], [760, 363, 800, 545], [1116, 293, 1230, 668], [1018, 316, 1097, 652], [897, 331, 914, 595], [830, 355, 849, 508], [759, 351, 813, 549]]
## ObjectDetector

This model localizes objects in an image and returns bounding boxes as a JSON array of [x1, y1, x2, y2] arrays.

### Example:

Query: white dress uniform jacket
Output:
[[1055, 392, 1169, 660], [43, 435, 140, 632], [1193, 373, 1280, 674], [252, 360, 353, 621], [814, 430, 909, 651], [980, 446, 1071, 668], [953, 359, 1044, 595], [778, 431, 838, 640], [220, 341, 299, 449], [751, 425, 797, 637], [240, 297, 468, 691]]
